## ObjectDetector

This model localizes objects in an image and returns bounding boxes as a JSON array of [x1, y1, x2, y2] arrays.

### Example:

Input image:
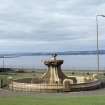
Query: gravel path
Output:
[[1, 88, 105, 97]]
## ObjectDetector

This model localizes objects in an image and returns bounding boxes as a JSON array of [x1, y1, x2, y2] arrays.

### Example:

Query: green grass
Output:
[[0, 95, 105, 105]]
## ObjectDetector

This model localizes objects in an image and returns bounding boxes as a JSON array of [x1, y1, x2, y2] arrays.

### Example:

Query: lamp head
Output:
[[97, 15, 105, 17], [100, 15, 105, 17]]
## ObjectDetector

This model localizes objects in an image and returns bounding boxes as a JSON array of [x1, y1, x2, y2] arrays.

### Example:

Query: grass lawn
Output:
[[0, 95, 105, 105]]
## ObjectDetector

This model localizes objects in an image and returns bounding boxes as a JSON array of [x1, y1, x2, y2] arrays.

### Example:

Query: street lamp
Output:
[[96, 15, 105, 72]]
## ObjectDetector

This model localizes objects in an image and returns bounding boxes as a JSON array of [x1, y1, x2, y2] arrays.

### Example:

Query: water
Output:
[[0, 55, 105, 70]]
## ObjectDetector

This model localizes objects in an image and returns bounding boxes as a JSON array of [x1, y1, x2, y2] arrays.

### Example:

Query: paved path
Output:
[[1, 88, 105, 97]]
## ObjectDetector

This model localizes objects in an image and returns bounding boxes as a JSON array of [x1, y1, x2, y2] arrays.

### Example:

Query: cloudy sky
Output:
[[0, 0, 105, 53]]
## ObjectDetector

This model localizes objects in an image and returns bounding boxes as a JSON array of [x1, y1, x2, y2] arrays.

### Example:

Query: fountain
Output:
[[9, 54, 101, 92]]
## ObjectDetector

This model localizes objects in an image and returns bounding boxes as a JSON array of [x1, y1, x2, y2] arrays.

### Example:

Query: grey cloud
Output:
[[0, 0, 105, 52]]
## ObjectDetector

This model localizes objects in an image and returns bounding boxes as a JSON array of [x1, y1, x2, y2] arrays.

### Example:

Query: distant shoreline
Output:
[[0, 68, 105, 72]]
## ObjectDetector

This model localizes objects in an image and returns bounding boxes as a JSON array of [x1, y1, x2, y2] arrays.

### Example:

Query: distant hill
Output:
[[0, 50, 105, 58], [56, 50, 105, 55], [13, 50, 105, 56]]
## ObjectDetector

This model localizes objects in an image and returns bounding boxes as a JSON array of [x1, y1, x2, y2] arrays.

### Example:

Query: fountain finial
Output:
[[52, 53, 57, 60]]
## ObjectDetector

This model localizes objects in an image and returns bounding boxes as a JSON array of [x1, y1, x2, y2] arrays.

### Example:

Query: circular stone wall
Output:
[[9, 76, 102, 93]]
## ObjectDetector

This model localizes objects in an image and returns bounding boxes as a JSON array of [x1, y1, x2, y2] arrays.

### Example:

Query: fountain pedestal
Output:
[[42, 54, 66, 84]]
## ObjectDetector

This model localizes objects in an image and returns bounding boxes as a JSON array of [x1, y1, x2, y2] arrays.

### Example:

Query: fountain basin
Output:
[[9, 75, 101, 92]]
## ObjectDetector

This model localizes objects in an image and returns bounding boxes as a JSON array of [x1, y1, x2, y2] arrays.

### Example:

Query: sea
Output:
[[0, 55, 105, 71]]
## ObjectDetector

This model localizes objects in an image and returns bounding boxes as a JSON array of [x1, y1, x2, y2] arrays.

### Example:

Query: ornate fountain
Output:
[[9, 54, 101, 92]]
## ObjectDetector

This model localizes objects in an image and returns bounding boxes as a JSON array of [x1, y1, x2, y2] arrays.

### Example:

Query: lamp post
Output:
[[96, 15, 105, 72]]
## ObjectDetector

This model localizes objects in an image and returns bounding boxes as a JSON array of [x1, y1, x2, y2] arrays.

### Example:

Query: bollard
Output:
[[0, 79, 3, 88]]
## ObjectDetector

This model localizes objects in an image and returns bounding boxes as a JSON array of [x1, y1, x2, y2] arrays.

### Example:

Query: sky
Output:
[[0, 0, 105, 53], [0, 0, 105, 69]]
